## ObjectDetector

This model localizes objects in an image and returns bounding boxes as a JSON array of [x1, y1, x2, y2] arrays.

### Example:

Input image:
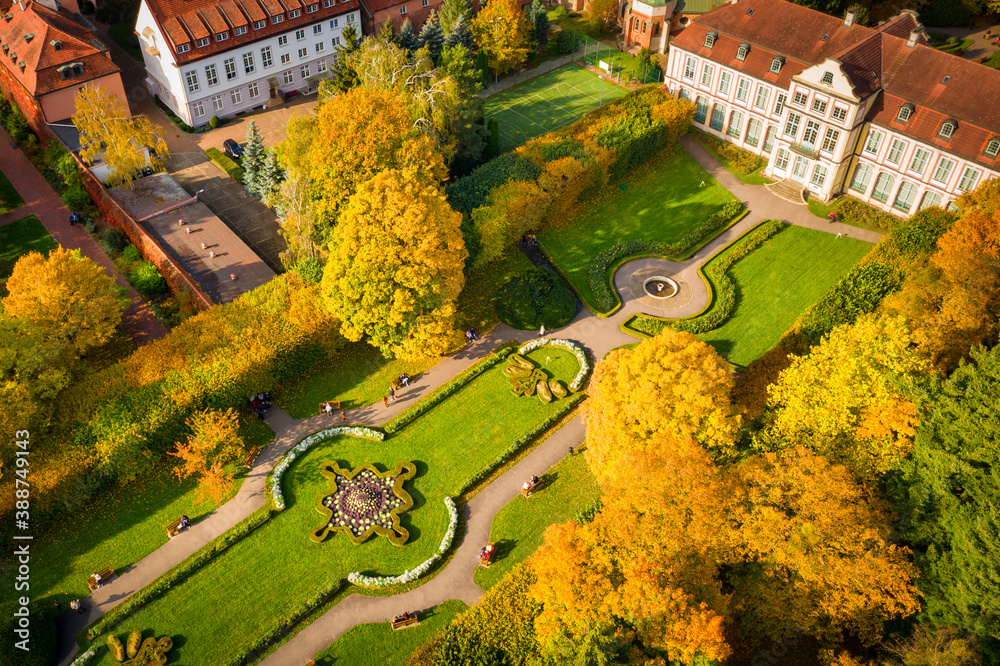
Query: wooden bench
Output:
[[86, 567, 114, 592], [305, 661, 315, 666], [243, 445, 262, 469], [166, 517, 184, 538], [521, 479, 541, 498], [478, 541, 496, 568], [390, 612, 420, 630], [391, 377, 404, 390]]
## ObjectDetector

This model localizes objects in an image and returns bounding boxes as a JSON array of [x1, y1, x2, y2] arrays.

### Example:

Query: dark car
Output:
[[223, 139, 243, 160]]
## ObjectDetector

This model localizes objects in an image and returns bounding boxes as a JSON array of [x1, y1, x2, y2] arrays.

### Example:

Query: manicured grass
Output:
[[536, 149, 737, 309], [807, 197, 838, 220], [0, 215, 57, 297], [547, 7, 615, 41], [89, 346, 585, 665], [581, 47, 662, 85], [276, 250, 536, 419], [0, 169, 25, 213], [696, 225, 872, 366], [314, 600, 466, 665], [691, 129, 773, 186], [27, 415, 273, 606], [206, 147, 245, 182], [484, 64, 628, 152], [474, 449, 600, 590]]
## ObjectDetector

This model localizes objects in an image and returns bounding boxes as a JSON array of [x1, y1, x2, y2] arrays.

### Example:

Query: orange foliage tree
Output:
[[171, 408, 244, 503]]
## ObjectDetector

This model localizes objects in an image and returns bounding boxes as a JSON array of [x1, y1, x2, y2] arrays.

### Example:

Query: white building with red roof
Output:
[[135, 0, 361, 126], [0, 0, 125, 132], [664, 0, 1000, 216]]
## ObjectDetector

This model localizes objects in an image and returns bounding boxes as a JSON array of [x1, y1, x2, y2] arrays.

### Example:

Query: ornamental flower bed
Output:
[[70, 648, 99, 666], [348, 497, 458, 588], [269, 426, 384, 510], [517, 338, 591, 391], [311, 461, 416, 546]]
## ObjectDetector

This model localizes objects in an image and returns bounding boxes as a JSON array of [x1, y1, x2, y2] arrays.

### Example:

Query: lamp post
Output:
[[599, 74, 605, 105]]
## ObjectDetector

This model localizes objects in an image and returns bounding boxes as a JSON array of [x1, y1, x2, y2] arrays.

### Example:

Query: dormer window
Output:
[[896, 103, 914, 123], [17, 61, 24, 72], [769, 56, 784, 73], [821, 71, 834, 85], [57, 62, 84, 79], [23, 32, 34, 43], [289, 8, 300, 17], [704, 32, 717, 48], [1, 44, 8, 54], [3, 13, 13, 23], [9, 52, 16, 63], [177, 43, 191, 53], [736, 43, 749, 61], [216, 31, 228, 41], [986, 138, 1000, 157], [272, 14, 284, 24], [940, 120, 957, 139], [253, 19, 265, 29], [50, 38, 62, 50], [196, 37, 210, 47]]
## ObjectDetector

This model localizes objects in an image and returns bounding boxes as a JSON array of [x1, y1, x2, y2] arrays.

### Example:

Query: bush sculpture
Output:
[[107, 631, 173, 665], [504, 353, 567, 404], [311, 461, 416, 546]]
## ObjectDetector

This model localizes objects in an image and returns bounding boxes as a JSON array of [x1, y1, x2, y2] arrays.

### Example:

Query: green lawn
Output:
[[474, 449, 600, 590], [547, 7, 615, 41], [0, 169, 24, 213], [314, 600, 466, 665], [0, 215, 57, 296], [89, 346, 585, 665], [581, 47, 662, 85], [696, 225, 872, 366], [276, 250, 536, 419], [25, 415, 273, 606], [484, 64, 629, 152], [691, 129, 773, 186], [536, 149, 737, 309]]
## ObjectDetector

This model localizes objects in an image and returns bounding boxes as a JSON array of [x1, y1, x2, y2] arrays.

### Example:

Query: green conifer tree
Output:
[[530, 0, 549, 49], [398, 17, 420, 51], [444, 14, 474, 50], [379, 19, 396, 42], [333, 25, 361, 91], [257, 150, 285, 208], [418, 12, 445, 64], [241, 120, 265, 197], [438, 0, 472, 34]]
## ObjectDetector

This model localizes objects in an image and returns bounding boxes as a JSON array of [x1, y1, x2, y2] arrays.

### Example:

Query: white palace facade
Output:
[[135, 0, 361, 126], [664, 0, 1000, 216]]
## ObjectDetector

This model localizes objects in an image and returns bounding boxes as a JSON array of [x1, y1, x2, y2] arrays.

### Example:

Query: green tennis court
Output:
[[483, 64, 629, 152]]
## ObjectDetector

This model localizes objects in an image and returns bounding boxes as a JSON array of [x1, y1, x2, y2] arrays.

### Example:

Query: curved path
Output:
[[56, 136, 883, 665]]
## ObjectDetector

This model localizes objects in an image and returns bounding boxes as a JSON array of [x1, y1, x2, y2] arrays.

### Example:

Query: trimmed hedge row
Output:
[[588, 200, 746, 312], [627, 220, 785, 337], [382, 340, 519, 434], [456, 392, 584, 496], [446, 154, 542, 215], [220, 581, 341, 666], [86, 508, 272, 640], [206, 148, 245, 183], [695, 131, 764, 174], [797, 262, 902, 345], [834, 196, 897, 232]]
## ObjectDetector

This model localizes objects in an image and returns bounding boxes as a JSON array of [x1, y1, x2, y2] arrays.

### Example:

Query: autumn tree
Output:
[[2, 248, 125, 356], [320, 167, 467, 359], [764, 315, 926, 479], [438, 0, 472, 34], [587, 0, 619, 33], [472, 0, 533, 76], [0, 314, 72, 438], [332, 25, 361, 92], [73, 85, 168, 188], [171, 408, 244, 503], [276, 174, 320, 273]]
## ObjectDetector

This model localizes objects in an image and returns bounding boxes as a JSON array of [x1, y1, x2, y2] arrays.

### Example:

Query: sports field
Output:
[[483, 64, 629, 151]]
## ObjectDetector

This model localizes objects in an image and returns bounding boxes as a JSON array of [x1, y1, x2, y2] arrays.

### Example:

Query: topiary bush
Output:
[[834, 196, 897, 231], [556, 28, 579, 54], [495, 268, 577, 330], [128, 261, 168, 295], [209, 115, 221, 129]]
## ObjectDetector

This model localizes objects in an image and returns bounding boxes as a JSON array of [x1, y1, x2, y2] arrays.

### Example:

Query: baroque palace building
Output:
[[135, 0, 361, 126], [664, 0, 1000, 216]]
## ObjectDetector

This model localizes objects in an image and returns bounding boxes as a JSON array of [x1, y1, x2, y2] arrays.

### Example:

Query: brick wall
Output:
[[0, 65, 50, 136]]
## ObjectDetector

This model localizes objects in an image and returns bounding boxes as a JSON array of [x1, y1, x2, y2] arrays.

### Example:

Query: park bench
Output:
[[391, 377, 404, 390], [166, 517, 185, 538], [521, 478, 541, 498], [390, 612, 420, 630], [305, 661, 315, 666], [478, 541, 497, 568], [243, 445, 262, 469], [86, 567, 114, 592]]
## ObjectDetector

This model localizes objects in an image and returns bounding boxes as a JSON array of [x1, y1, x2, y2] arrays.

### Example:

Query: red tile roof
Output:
[[833, 32, 881, 98], [0, 0, 119, 96], [145, 0, 360, 64]]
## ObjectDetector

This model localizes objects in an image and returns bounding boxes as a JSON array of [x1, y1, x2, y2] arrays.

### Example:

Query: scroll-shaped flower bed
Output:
[[517, 338, 591, 391], [310, 461, 416, 546]]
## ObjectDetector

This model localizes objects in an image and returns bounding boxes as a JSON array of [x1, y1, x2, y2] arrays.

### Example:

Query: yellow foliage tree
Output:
[[171, 408, 244, 503], [472, 0, 533, 75], [321, 167, 467, 359], [470, 179, 551, 267], [73, 85, 168, 188], [764, 315, 926, 478], [2, 248, 125, 356]]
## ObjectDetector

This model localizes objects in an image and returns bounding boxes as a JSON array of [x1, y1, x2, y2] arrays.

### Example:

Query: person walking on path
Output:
[[341, 411, 346, 423], [382, 396, 389, 408], [389, 386, 397, 402], [539, 324, 546, 337]]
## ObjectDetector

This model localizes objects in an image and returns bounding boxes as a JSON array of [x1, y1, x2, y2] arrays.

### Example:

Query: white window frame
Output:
[[811, 164, 828, 187], [683, 56, 696, 81], [283, 70, 294, 84], [871, 172, 895, 202], [909, 147, 930, 175], [918, 191, 942, 211], [958, 166, 980, 192], [248, 81, 260, 98], [893, 181, 918, 212], [812, 98, 827, 115], [987, 140, 1000, 157], [783, 112, 800, 139], [317, 59, 327, 72], [735, 78, 750, 102], [940, 121, 956, 139], [192, 101, 205, 117], [177, 43, 191, 53], [196, 37, 210, 48], [231, 88, 242, 105], [205, 64, 218, 86], [301, 64, 310, 78], [802, 120, 820, 147], [297, 47, 308, 59], [185, 70, 200, 93], [774, 148, 790, 170], [701, 63, 714, 88], [728, 109, 744, 138], [831, 106, 847, 122], [235, 25, 247, 36], [316, 42, 325, 52], [224, 58, 237, 80], [253, 19, 265, 29], [313, 24, 323, 34], [886, 138, 906, 165], [211, 94, 224, 111], [295, 28, 306, 40], [754, 86, 768, 110], [289, 8, 300, 17], [278, 35, 288, 46], [243, 52, 255, 74], [850, 163, 873, 193], [792, 90, 807, 106], [272, 14, 284, 24], [216, 31, 229, 42], [281, 53, 291, 64], [773, 93, 786, 117], [718, 70, 732, 96], [932, 156, 955, 184], [863, 129, 883, 156], [821, 128, 839, 153], [745, 117, 762, 147], [261, 46, 273, 68]]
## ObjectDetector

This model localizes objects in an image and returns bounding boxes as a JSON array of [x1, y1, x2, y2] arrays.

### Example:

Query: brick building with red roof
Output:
[[135, 0, 361, 126], [0, 0, 126, 134], [664, 0, 1000, 216]]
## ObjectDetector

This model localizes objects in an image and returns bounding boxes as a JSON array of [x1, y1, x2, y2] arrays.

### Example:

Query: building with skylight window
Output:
[[664, 0, 1000, 216], [135, 0, 360, 126]]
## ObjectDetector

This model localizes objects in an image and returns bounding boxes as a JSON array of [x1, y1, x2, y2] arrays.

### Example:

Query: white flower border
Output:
[[269, 426, 385, 510], [70, 647, 99, 666], [347, 497, 458, 588], [518, 338, 591, 391]]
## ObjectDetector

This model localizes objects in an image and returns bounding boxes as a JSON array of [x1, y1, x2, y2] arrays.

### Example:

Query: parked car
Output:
[[223, 139, 243, 160]]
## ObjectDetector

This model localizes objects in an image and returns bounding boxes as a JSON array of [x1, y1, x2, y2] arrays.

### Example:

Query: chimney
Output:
[[844, 6, 858, 26], [906, 28, 921, 47]]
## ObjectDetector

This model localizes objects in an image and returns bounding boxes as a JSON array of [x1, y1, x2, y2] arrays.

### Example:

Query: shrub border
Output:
[[84, 507, 273, 640], [516, 338, 591, 391], [205, 147, 245, 183], [621, 220, 785, 340]]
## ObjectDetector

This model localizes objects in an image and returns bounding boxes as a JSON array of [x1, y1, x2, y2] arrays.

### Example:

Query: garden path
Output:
[[56, 136, 883, 665]]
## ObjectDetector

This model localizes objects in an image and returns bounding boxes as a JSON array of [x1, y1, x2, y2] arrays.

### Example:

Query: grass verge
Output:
[[0, 214, 57, 296], [691, 128, 773, 185], [0, 169, 25, 213], [205, 147, 245, 182]]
